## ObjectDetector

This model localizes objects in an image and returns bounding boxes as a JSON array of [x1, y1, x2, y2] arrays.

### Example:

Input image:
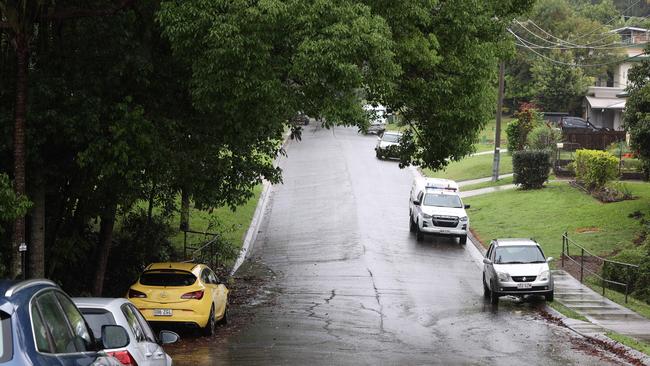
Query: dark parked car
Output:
[[559, 117, 600, 132], [0, 279, 129, 366]]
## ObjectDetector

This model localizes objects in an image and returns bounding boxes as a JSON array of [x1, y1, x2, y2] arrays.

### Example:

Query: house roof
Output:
[[611, 26, 649, 33], [585, 96, 626, 110]]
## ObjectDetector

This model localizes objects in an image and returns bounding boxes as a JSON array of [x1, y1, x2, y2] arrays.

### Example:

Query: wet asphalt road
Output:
[[168, 125, 621, 365]]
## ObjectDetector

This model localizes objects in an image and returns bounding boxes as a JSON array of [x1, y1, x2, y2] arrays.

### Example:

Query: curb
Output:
[[230, 132, 292, 276], [545, 306, 650, 365]]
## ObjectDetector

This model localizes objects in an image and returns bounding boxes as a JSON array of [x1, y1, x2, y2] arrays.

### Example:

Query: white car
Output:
[[409, 177, 469, 244], [375, 131, 402, 159], [363, 104, 387, 134], [73, 297, 178, 366], [482, 238, 554, 304]]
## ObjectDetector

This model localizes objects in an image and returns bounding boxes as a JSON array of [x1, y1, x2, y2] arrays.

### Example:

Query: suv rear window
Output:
[[139, 271, 196, 287], [0, 311, 11, 363]]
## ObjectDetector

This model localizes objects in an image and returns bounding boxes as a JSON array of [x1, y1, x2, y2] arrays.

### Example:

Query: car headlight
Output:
[[459, 216, 468, 222], [539, 270, 550, 281], [422, 213, 432, 219], [497, 272, 510, 282]]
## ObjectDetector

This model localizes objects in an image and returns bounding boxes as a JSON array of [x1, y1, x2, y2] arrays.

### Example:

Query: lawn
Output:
[[169, 184, 263, 254], [475, 117, 511, 152], [464, 181, 650, 260], [423, 153, 513, 182]]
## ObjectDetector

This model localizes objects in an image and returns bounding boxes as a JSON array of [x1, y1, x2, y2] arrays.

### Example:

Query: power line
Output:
[[509, 29, 648, 67], [511, 23, 644, 50]]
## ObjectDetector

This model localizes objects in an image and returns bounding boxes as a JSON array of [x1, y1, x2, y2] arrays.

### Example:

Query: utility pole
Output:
[[492, 61, 505, 182]]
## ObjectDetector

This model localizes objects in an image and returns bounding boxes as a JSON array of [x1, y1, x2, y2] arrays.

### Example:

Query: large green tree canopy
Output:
[[158, 0, 532, 171]]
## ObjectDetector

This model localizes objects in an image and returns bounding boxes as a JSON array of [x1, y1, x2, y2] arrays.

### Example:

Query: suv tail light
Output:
[[128, 289, 146, 298], [107, 350, 138, 366], [181, 290, 204, 300]]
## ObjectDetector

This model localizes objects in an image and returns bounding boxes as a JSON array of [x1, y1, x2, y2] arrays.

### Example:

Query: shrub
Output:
[[512, 150, 552, 189], [102, 211, 175, 297], [506, 103, 543, 152], [527, 124, 561, 151], [634, 251, 650, 303], [602, 247, 644, 293], [574, 149, 619, 189]]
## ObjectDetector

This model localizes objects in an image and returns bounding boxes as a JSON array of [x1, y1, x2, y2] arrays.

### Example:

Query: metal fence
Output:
[[182, 229, 221, 270], [561, 232, 639, 303]]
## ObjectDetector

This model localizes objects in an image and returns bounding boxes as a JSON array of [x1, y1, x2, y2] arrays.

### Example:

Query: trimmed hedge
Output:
[[513, 150, 552, 189], [575, 149, 619, 189]]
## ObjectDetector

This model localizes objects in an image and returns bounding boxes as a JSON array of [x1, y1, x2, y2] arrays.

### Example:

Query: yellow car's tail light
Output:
[[181, 290, 204, 300], [128, 289, 147, 298]]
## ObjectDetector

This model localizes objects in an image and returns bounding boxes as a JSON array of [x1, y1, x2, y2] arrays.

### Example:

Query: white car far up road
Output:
[[409, 177, 469, 244], [73, 297, 179, 366]]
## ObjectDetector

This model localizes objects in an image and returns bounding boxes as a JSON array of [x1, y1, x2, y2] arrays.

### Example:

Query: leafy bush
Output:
[[527, 125, 561, 151], [506, 103, 543, 152], [102, 211, 175, 297], [512, 150, 552, 189], [602, 247, 644, 293], [634, 251, 650, 303], [0, 173, 31, 226], [574, 149, 619, 189]]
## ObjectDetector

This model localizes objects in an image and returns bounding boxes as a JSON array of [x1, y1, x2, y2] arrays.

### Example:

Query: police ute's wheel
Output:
[[483, 275, 490, 299], [409, 215, 416, 232], [416, 226, 424, 241], [459, 235, 467, 245]]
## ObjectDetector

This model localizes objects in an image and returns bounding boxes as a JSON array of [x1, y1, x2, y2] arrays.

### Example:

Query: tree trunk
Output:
[[11, 33, 29, 279], [147, 180, 156, 224], [29, 181, 45, 278], [180, 188, 190, 231], [92, 204, 117, 296]]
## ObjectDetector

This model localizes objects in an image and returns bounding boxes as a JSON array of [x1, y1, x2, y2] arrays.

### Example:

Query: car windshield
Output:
[[382, 134, 400, 143], [139, 271, 197, 286], [494, 245, 546, 264], [422, 193, 462, 208], [78, 308, 116, 340], [0, 311, 10, 363]]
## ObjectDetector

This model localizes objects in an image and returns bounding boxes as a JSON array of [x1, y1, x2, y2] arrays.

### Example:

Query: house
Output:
[[583, 26, 649, 130]]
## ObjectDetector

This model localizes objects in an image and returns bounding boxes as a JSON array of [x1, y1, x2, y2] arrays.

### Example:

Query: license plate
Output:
[[153, 308, 173, 316], [517, 283, 532, 289], [439, 229, 450, 234]]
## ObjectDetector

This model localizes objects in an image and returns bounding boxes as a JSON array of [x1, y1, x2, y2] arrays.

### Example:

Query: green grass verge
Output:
[[461, 176, 515, 191], [548, 300, 588, 322], [464, 181, 650, 260], [606, 331, 650, 356], [423, 153, 513, 182], [169, 185, 263, 254]]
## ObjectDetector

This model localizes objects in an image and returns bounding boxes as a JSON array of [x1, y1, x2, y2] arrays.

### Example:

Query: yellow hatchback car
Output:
[[128, 262, 229, 336]]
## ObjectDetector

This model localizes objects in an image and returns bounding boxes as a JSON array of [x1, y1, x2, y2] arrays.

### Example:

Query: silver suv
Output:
[[482, 239, 554, 304]]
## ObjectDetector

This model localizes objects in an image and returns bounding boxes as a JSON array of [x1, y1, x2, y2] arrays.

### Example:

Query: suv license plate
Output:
[[517, 283, 532, 289], [154, 309, 173, 316]]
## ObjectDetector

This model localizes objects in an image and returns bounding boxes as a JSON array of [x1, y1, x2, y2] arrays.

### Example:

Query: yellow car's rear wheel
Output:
[[202, 305, 216, 337]]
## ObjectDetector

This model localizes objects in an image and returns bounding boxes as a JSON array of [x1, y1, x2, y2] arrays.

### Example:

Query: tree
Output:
[[374, 0, 534, 169], [505, 0, 624, 112], [530, 51, 592, 113], [0, 0, 137, 279], [624, 45, 650, 175]]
